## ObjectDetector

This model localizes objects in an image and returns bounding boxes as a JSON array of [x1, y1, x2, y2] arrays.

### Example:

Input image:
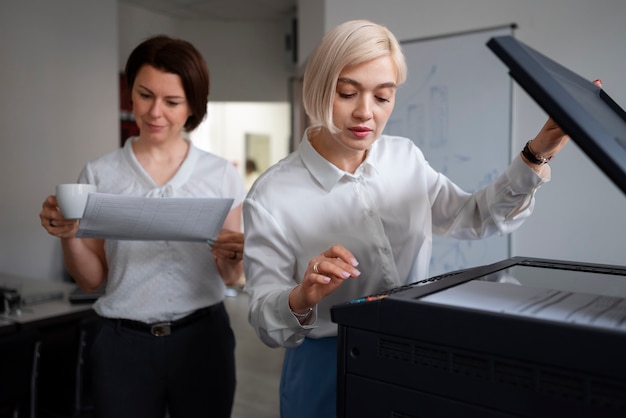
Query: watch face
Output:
[[488, 35, 626, 195]]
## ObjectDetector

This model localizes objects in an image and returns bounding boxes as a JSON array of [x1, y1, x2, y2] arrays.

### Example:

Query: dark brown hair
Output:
[[124, 35, 209, 131]]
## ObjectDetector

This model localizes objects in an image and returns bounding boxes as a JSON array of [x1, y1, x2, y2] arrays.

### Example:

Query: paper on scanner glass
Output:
[[75, 193, 233, 241]]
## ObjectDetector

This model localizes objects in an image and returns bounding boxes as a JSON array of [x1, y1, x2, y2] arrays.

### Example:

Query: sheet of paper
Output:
[[75, 193, 233, 241], [421, 281, 626, 332]]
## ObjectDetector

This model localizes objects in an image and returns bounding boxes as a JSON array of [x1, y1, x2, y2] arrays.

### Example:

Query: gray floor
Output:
[[223, 289, 284, 418]]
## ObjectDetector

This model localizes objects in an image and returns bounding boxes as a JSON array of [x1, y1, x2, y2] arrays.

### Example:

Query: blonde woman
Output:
[[243, 20, 576, 417]]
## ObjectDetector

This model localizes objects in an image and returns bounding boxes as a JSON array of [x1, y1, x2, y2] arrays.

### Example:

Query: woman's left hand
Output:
[[525, 117, 570, 163], [524, 79, 603, 166], [209, 229, 243, 263]]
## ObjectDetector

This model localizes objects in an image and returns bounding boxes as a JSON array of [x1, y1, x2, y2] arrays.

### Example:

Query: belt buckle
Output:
[[150, 322, 171, 337]]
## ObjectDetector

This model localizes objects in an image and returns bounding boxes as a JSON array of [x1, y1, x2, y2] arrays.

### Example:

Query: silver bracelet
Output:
[[291, 307, 313, 318]]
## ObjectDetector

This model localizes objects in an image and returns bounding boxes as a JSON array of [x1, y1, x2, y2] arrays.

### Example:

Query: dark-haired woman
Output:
[[39, 35, 244, 418]]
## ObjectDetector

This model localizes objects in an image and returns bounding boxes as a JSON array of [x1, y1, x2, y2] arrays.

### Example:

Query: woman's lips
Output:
[[349, 127, 372, 138], [145, 122, 165, 132]]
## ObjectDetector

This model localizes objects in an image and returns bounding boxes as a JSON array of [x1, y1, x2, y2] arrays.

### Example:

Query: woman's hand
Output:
[[39, 195, 107, 291], [209, 229, 244, 263], [210, 228, 244, 287], [523, 79, 603, 169], [39, 195, 79, 239], [288, 244, 361, 314]]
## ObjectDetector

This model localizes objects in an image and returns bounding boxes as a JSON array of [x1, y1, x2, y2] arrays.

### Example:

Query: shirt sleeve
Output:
[[431, 154, 549, 238], [243, 198, 317, 349]]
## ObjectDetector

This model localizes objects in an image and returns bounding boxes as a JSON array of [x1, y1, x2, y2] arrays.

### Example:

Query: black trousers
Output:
[[90, 303, 236, 418]]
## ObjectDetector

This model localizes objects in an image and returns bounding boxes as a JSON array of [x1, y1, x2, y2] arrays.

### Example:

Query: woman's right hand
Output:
[[288, 244, 361, 314], [39, 195, 79, 239]]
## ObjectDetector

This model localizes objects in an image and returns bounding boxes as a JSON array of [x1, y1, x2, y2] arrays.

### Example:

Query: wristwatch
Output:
[[522, 140, 552, 165]]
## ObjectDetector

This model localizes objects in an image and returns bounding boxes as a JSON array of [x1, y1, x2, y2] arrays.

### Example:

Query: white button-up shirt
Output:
[[243, 130, 547, 348]]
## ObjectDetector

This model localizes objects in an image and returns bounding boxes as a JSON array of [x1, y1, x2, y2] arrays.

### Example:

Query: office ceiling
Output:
[[120, 0, 296, 21]]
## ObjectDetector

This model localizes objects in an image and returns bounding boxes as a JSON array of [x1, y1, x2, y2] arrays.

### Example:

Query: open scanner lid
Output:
[[487, 35, 626, 196]]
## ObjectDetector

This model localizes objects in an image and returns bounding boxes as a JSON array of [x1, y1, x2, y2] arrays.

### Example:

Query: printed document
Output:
[[76, 193, 233, 241]]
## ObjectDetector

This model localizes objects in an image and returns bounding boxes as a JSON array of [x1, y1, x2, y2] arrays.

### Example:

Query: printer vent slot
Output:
[[374, 336, 626, 412], [539, 371, 585, 402], [451, 353, 490, 380], [589, 380, 626, 411], [413, 344, 449, 371], [378, 338, 412, 362], [494, 361, 534, 390]]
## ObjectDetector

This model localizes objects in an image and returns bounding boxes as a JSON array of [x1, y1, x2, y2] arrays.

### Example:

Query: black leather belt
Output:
[[107, 303, 220, 337]]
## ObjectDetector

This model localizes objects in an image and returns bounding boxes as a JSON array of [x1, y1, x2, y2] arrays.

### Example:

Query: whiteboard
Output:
[[385, 26, 514, 277]]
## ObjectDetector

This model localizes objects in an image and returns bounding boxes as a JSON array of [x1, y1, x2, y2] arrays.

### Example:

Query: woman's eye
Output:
[[376, 96, 390, 103], [139, 92, 151, 99], [338, 92, 356, 99], [167, 101, 181, 107]]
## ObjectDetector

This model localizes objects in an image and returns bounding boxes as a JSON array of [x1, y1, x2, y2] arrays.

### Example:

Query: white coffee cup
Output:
[[55, 183, 98, 219]]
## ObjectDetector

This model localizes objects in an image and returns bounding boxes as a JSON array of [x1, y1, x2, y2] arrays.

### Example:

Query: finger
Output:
[[306, 260, 330, 285], [322, 244, 359, 268], [41, 214, 60, 231], [212, 247, 242, 262], [312, 261, 322, 275], [42, 195, 57, 208], [211, 232, 244, 248], [44, 219, 78, 238], [311, 258, 360, 281], [212, 243, 243, 256]]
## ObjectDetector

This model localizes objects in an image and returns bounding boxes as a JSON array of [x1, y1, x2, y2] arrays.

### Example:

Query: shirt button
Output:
[[382, 247, 390, 254]]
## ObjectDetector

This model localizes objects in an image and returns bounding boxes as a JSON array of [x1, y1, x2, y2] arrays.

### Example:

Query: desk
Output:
[[0, 273, 98, 417], [1, 273, 94, 327]]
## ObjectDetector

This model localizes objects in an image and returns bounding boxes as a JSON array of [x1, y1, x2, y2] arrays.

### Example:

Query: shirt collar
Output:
[[298, 127, 380, 191]]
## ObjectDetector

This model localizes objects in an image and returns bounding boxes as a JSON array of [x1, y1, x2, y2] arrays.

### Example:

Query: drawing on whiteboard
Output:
[[385, 26, 513, 277]]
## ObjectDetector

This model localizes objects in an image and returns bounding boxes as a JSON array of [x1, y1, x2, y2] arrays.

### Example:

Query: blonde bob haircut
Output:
[[303, 20, 407, 133]]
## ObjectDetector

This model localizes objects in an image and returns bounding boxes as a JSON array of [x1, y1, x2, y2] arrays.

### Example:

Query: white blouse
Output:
[[78, 137, 245, 323], [243, 130, 548, 348]]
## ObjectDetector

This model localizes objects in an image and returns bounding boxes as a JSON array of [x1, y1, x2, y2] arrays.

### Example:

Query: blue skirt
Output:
[[280, 336, 338, 418]]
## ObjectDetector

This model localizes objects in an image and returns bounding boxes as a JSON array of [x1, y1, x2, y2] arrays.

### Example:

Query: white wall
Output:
[[118, 2, 180, 67], [0, 0, 119, 280], [118, 2, 293, 102], [302, 0, 626, 267], [179, 19, 293, 102]]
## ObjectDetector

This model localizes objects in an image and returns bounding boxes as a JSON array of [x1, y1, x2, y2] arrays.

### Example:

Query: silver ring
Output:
[[313, 261, 320, 274], [230, 251, 238, 260]]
